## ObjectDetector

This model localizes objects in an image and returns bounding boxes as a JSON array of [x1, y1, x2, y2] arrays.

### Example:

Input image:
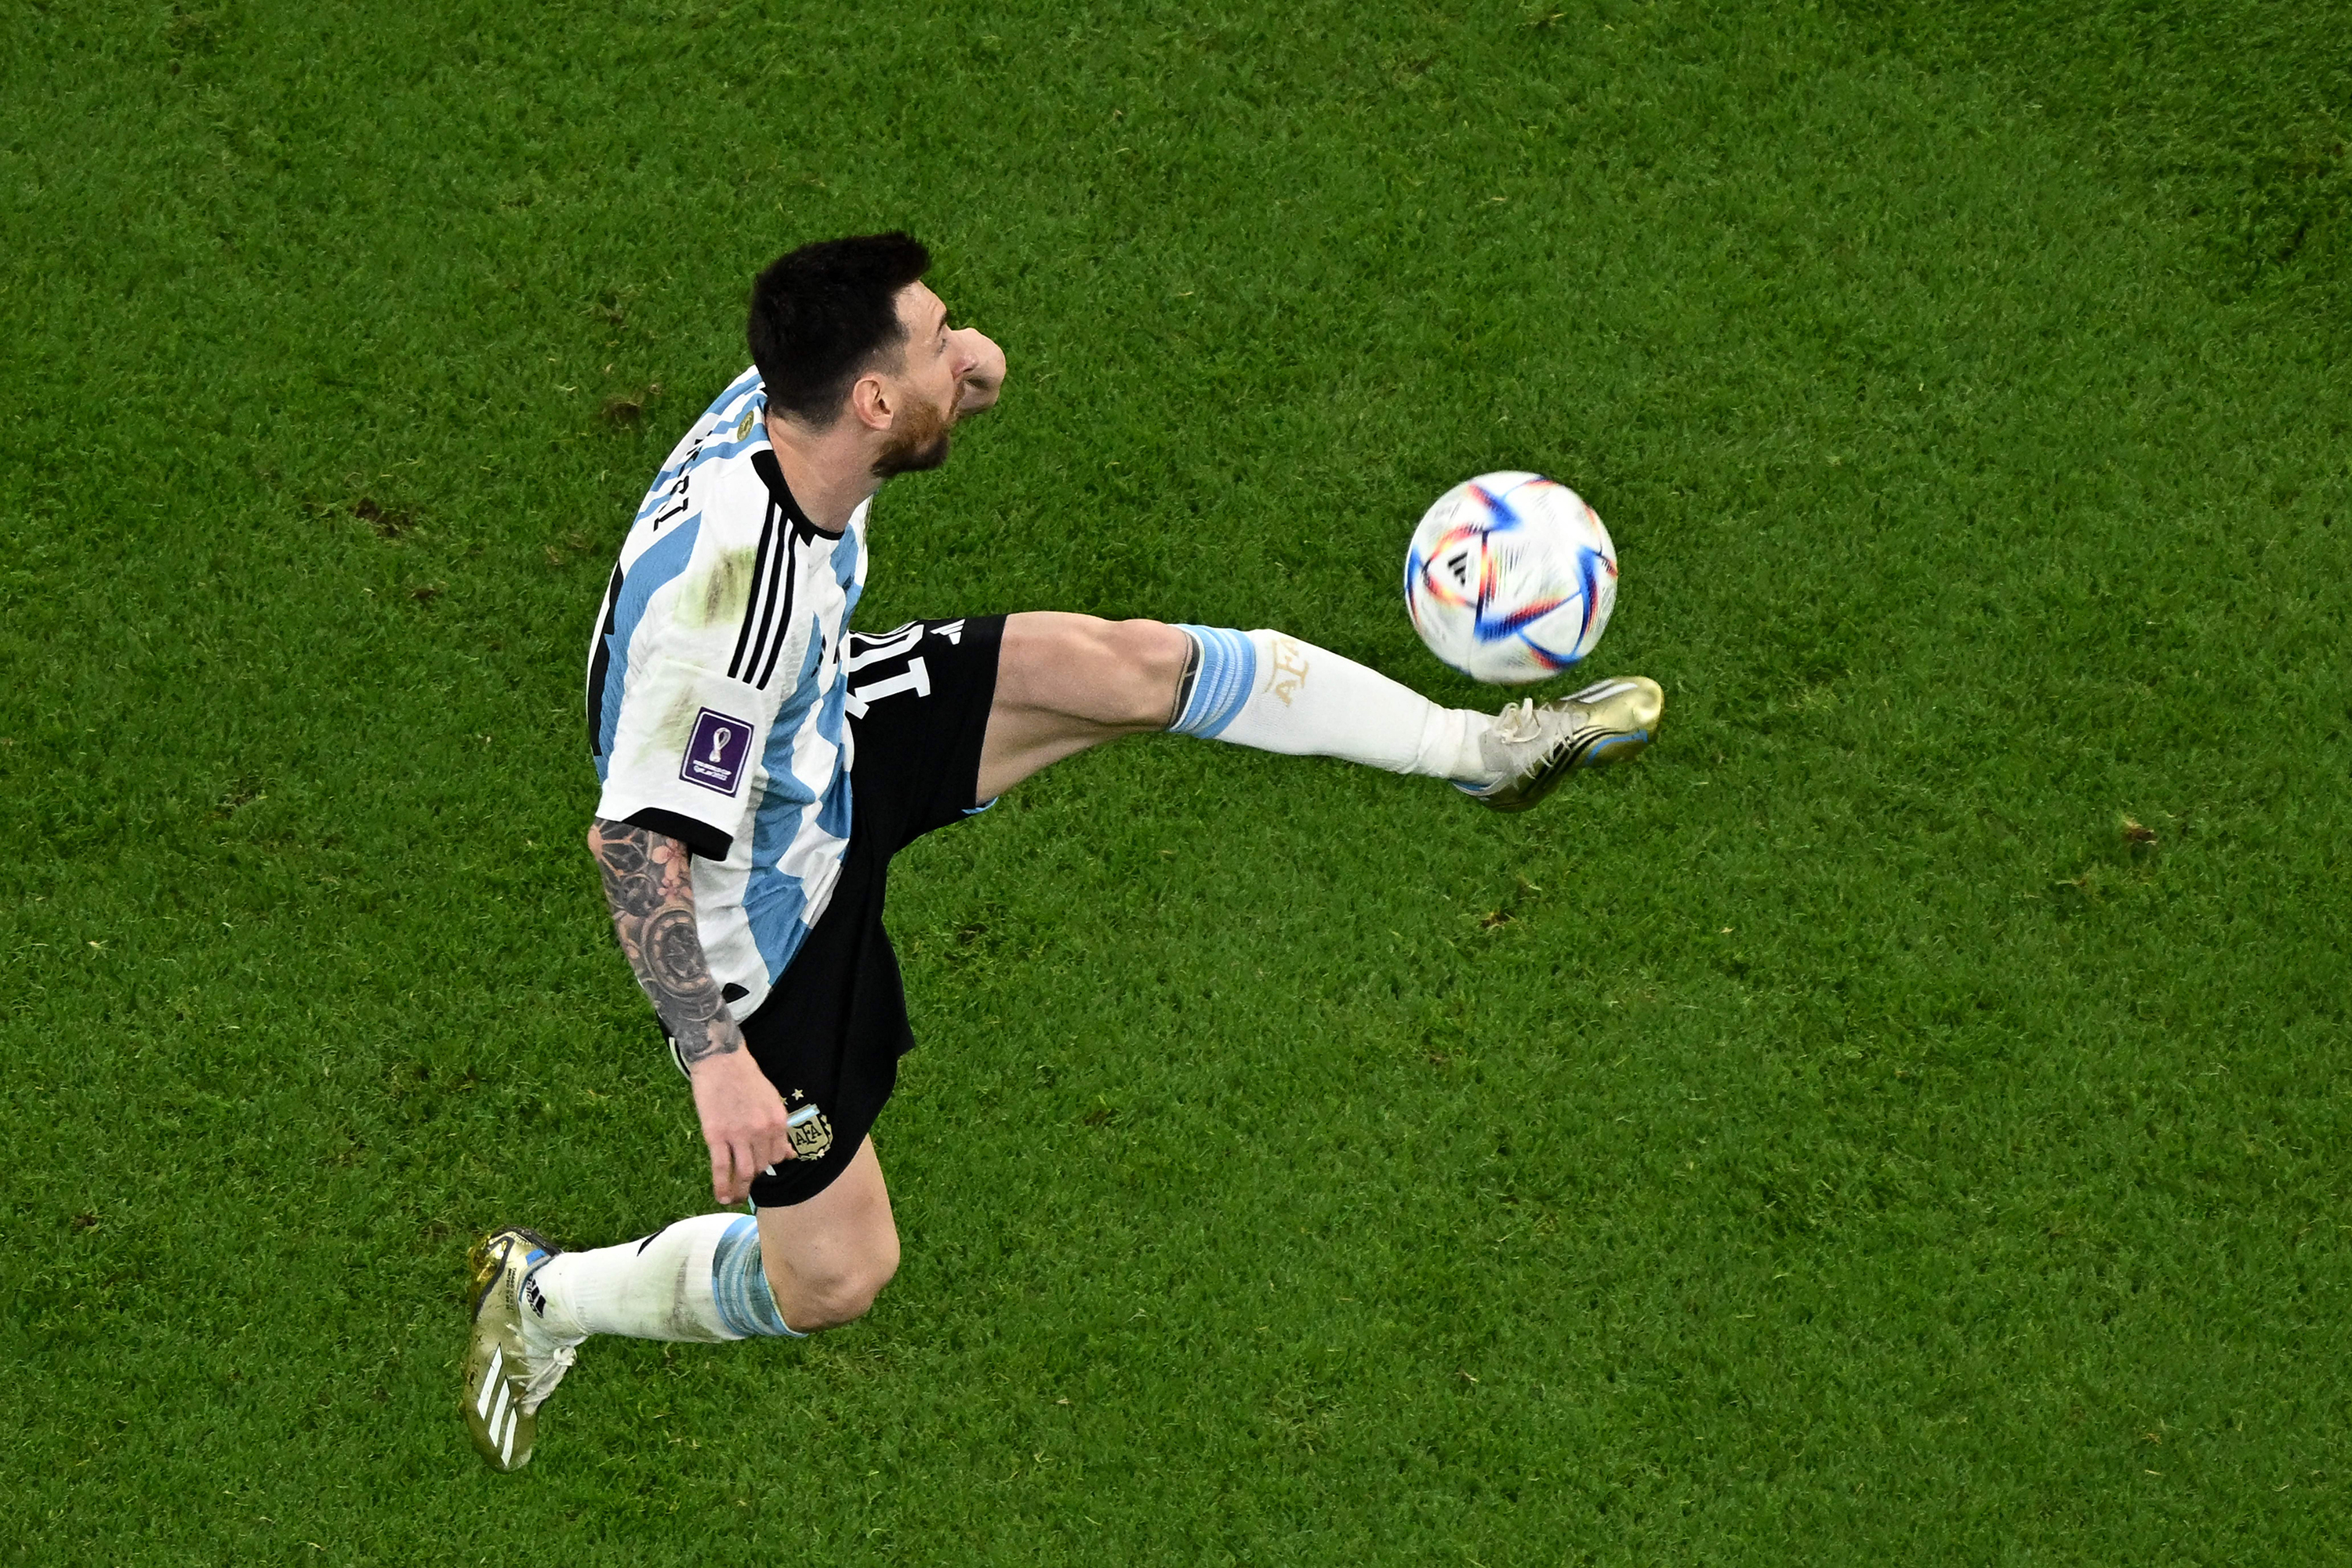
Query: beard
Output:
[[872, 395, 953, 478]]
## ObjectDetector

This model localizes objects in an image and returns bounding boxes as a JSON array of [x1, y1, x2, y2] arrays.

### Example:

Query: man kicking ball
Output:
[[463, 232, 1663, 1470]]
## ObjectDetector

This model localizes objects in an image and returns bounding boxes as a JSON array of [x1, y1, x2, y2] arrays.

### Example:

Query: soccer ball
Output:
[[1403, 471, 1618, 684]]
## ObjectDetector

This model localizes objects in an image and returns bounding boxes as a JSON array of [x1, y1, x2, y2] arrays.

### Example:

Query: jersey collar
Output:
[[748, 448, 845, 539]]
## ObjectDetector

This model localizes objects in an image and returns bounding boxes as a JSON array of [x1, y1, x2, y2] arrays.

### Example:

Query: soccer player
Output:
[[463, 233, 1663, 1470]]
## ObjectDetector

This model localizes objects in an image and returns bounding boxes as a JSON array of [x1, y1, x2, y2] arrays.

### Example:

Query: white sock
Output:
[[1169, 626, 1495, 783], [525, 1214, 744, 1345]]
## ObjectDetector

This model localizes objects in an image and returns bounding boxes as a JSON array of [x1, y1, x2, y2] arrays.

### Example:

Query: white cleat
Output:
[[463, 1227, 580, 1472], [1460, 675, 1665, 813]]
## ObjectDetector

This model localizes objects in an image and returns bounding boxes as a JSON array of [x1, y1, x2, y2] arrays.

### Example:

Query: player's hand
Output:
[[950, 327, 1004, 417], [687, 1044, 795, 1204]]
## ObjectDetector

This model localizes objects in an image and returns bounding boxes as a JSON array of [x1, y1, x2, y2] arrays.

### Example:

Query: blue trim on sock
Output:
[[712, 1216, 804, 1338], [1170, 626, 1256, 739]]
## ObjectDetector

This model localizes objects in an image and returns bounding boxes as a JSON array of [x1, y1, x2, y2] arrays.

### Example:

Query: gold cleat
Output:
[[1461, 675, 1664, 813], [463, 1227, 578, 1472]]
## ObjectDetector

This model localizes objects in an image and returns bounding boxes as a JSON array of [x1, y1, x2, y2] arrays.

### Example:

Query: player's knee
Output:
[[802, 1259, 896, 1330], [766, 1237, 899, 1331]]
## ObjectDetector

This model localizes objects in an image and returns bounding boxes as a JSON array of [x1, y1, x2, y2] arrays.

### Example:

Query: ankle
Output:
[[518, 1257, 590, 1345]]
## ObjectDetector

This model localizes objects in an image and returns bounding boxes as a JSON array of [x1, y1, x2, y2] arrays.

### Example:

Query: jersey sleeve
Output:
[[594, 526, 775, 860]]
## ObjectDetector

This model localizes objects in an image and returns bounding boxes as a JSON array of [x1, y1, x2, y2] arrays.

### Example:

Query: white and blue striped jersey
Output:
[[586, 367, 868, 1019]]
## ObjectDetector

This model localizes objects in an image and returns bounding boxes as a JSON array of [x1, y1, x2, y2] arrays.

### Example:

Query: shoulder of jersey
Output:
[[699, 372, 772, 492], [665, 372, 778, 546]]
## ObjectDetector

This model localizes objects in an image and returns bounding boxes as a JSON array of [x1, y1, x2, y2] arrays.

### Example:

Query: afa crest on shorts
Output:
[[787, 1102, 834, 1162]]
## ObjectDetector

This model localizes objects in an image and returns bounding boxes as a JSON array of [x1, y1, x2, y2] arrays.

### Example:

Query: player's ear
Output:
[[848, 374, 893, 432]]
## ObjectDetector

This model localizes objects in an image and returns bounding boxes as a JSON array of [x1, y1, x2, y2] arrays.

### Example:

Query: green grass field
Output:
[[6, 1, 2350, 1560]]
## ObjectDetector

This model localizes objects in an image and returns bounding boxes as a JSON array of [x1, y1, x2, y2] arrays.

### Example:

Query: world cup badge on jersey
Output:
[[681, 708, 751, 795], [787, 1102, 834, 1162]]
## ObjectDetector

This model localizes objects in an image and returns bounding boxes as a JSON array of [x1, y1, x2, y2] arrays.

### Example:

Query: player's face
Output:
[[873, 282, 960, 477]]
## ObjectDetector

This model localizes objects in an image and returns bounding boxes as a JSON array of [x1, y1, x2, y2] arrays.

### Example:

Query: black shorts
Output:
[[713, 615, 1002, 1207]]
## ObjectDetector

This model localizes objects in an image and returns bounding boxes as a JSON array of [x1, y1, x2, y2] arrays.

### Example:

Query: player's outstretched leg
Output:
[[979, 615, 1661, 811]]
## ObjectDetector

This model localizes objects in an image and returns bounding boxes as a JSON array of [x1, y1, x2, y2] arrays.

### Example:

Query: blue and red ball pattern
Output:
[[1404, 472, 1618, 684]]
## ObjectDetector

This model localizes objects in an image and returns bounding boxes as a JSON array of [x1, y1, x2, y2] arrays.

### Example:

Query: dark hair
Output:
[[748, 233, 932, 425]]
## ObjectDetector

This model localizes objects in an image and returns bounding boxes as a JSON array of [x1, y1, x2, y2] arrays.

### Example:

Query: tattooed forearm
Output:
[[587, 817, 742, 1065]]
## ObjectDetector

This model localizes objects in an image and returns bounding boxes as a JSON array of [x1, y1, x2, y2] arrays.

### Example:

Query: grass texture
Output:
[[5, 0, 2350, 1561]]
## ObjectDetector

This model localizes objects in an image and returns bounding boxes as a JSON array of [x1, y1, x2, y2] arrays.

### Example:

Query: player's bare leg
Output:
[[755, 1137, 900, 1330], [980, 611, 1661, 808], [978, 613, 1192, 796]]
